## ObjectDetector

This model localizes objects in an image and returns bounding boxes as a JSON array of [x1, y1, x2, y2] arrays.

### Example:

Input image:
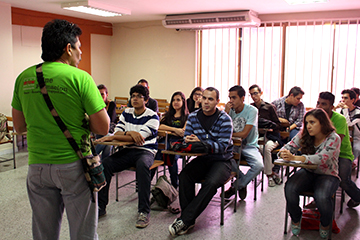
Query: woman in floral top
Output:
[[279, 108, 341, 239]]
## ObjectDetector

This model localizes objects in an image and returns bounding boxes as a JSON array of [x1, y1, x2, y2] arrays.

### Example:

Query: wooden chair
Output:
[[155, 98, 168, 103], [114, 97, 129, 116], [158, 102, 170, 115], [0, 116, 16, 169], [216, 103, 225, 111]]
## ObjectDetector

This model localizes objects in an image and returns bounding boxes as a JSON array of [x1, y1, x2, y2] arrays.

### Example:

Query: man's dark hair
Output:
[[351, 87, 360, 96], [319, 91, 335, 106], [249, 84, 262, 93], [205, 87, 220, 100], [41, 19, 82, 62], [229, 85, 246, 98], [341, 89, 356, 100], [97, 84, 108, 93], [130, 84, 149, 101], [137, 79, 149, 86], [288, 86, 305, 97]]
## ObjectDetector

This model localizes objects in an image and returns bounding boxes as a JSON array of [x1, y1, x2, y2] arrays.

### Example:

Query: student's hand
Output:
[[279, 149, 294, 161], [279, 118, 289, 124], [195, 97, 202, 108], [335, 101, 348, 109], [185, 134, 200, 142], [225, 102, 232, 113], [95, 135, 114, 142], [128, 131, 145, 146], [173, 128, 185, 137]]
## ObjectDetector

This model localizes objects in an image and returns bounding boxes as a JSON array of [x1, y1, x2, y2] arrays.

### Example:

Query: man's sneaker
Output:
[[268, 177, 276, 187], [169, 218, 186, 236], [347, 199, 360, 208], [98, 207, 106, 218], [272, 173, 282, 185], [224, 186, 236, 199], [136, 212, 150, 228], [178, 222, 195, 235], [238, 186, 247, 200]]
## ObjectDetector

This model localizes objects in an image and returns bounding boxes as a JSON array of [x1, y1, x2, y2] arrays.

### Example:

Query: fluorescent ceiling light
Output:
[[285, 0, 328, 4], [61, 1, 131, 17]]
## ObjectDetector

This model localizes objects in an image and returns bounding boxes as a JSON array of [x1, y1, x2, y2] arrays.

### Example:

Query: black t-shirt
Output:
[[197, 108, 220, 132], [285, 102, 292, 120]]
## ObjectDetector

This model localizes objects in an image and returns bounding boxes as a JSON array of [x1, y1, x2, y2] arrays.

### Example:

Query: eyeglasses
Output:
[[131, 94, 144, 99], [249, 92, 260, 96], [194, 93, 202, 97]]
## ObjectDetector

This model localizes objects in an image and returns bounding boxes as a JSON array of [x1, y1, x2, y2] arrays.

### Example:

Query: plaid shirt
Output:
[[272, 96, 305, 129]]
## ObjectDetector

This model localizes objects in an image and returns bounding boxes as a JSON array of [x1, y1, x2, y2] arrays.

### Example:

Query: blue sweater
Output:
[[185, 109, 233, 160]]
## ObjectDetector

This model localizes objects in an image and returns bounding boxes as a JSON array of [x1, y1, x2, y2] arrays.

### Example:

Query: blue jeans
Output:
[[233, 145, 263, 189], [98, 148, 155, 214], [338, 157, 360, 202], [178, 156, 231, 226], [27, 160, 98, 240], [284, 169, 339, 227], [95, 134, 112, 160], [290, 129, 299, 140]]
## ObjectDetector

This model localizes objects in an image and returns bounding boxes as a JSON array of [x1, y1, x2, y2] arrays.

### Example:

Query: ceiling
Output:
[[2, 0, 360, 24]]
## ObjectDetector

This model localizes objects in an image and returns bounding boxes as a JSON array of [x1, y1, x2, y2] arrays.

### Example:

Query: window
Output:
[[198, 19, 360, 107]]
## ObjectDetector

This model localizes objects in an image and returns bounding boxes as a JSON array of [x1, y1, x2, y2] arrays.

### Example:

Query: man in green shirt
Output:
[[316, 92, 360, 208], [12, 19, 109, 239]]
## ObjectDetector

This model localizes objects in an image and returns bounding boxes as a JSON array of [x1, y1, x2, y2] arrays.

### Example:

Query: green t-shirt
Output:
[[330, 111, 354, 161], [12, 62, 106, 165]]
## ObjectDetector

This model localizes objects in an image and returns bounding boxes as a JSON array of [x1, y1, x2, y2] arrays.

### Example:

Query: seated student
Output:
[[168, 87, 233, 236], [224, 85, 264, 200], [156, 91, 189, 188], [95, 84, 117, 160], [249, 84, 282, 187], [186, 87, 203, 113], [96, 84, 159, 228], [281, 108, 341, 239], [127, 79, 158, 112], [316, 92, 360, 208], [351, 87, 360, 107], [336, 89, 360, 164], [272, 86, 305, 140]]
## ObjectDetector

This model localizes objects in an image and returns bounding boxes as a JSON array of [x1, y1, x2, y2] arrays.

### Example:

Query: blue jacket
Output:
[[185, 109, 233, 161]]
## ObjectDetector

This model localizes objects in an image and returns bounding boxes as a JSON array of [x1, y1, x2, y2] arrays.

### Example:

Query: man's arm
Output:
[[232, 125, 253, 139], [12, 108, 27, 133], [89, 109, 110, 135]]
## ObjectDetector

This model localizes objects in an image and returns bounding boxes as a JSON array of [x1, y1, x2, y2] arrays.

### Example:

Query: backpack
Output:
[[151, 175, 178, 209], [0, 113, 10, 142]]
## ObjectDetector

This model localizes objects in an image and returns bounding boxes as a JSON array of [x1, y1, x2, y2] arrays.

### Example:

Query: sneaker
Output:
[[347, 199, 360, 208], [224, 186, 236, 199], [238, 186, 247, 200], [98, 207, 106, 218], [272, 173, 282, 185], [319, 223, 330, 239], [291, 217, 302, 236], [169, 218, 186, 236], [136, 212, 150, 228], [268, 177, 276, 187], [178, 222, 195, 235], [304, 200, 317, 210]]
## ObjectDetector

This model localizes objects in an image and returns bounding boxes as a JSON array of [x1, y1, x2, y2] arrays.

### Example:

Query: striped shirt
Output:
[[185, 109, 233, 160], [115, 108, 159, 154]]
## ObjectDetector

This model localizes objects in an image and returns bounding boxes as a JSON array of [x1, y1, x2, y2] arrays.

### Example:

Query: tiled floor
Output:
[[1, 149, 360, 240]]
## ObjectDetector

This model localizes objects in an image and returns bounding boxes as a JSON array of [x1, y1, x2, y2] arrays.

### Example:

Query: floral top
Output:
[[279, 131, 341, 179]]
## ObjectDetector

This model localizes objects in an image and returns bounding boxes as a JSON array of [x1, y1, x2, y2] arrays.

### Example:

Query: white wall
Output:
[[0, 2, 14, 116], [109, 21, 196, 102], [91, 34, 112, 88]]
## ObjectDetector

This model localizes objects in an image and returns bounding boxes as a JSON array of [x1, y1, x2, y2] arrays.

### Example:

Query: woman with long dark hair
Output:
[[279, 108, 341, 239], [157, 91, 189, 188], [186, 87, 203, 113]]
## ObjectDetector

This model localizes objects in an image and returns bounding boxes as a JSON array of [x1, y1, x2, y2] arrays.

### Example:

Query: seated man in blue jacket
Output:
[[168, 87, 233, 236]]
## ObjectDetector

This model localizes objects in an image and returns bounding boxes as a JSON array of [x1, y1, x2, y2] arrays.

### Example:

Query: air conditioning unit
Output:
[[162, 10, 261, 30]]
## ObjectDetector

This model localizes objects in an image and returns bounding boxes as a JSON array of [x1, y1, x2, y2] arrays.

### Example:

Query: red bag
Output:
[[301, 209, 340, 234]]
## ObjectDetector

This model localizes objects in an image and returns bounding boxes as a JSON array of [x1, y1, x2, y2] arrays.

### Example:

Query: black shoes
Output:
[[238, 187, 247, 200], [98, 207, 106, 218], [224, 186, 236, 199]]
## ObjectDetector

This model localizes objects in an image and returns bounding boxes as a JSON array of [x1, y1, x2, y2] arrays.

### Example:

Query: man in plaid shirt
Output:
[[272, 86, 305, 140]]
